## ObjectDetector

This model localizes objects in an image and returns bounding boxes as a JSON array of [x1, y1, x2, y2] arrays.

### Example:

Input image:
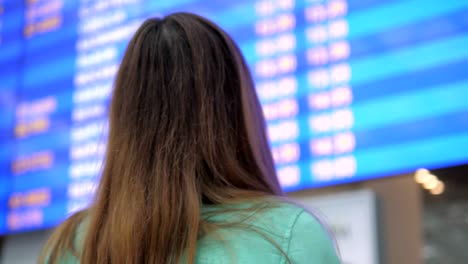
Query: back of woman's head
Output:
[[110, 12, 281, 204], [41, 12, 282, 264]]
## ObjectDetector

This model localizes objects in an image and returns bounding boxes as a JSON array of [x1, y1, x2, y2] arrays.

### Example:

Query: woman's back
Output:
[[60, 201, 339, 263]]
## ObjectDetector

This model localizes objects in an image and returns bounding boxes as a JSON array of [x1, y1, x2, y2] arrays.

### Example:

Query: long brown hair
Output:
[[40, 12, 283, 264]]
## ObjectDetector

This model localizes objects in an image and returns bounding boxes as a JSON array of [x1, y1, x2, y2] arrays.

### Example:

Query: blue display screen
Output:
[[1, 0, 468, 234]]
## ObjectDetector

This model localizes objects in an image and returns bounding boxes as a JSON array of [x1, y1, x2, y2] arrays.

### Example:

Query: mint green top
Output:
[[57, 201, 340, 263]]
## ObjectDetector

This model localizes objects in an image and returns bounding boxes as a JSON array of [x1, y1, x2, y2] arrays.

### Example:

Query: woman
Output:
[[40, 12, 340, 264]]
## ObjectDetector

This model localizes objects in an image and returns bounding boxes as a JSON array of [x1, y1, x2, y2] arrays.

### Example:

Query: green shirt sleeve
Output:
[[286, 210, 341, 264]]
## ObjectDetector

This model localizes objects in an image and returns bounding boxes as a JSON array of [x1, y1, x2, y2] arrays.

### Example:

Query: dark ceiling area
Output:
[[432, 164, 468, 184], [425, 163, 468, 201]]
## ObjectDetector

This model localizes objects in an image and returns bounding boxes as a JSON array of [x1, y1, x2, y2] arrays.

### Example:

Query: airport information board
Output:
[[1, 0, 468, 233]]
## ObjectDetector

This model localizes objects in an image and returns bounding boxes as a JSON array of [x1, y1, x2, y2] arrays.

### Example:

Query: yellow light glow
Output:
[[414, 168, 430, 184], [423, 174, 439, 190], [430, 181, 445, 195]]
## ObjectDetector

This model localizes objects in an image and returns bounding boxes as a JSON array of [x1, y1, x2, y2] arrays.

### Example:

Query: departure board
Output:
[[1, 0, 468, 234]]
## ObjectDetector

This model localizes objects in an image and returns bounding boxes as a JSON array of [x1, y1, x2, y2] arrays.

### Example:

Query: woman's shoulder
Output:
[[39, 210, 88, 264], [203, 198, 329, 238], [246, 199, 332, 240], [268, 200, 340, 261], [199, 198, 341, 263]]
